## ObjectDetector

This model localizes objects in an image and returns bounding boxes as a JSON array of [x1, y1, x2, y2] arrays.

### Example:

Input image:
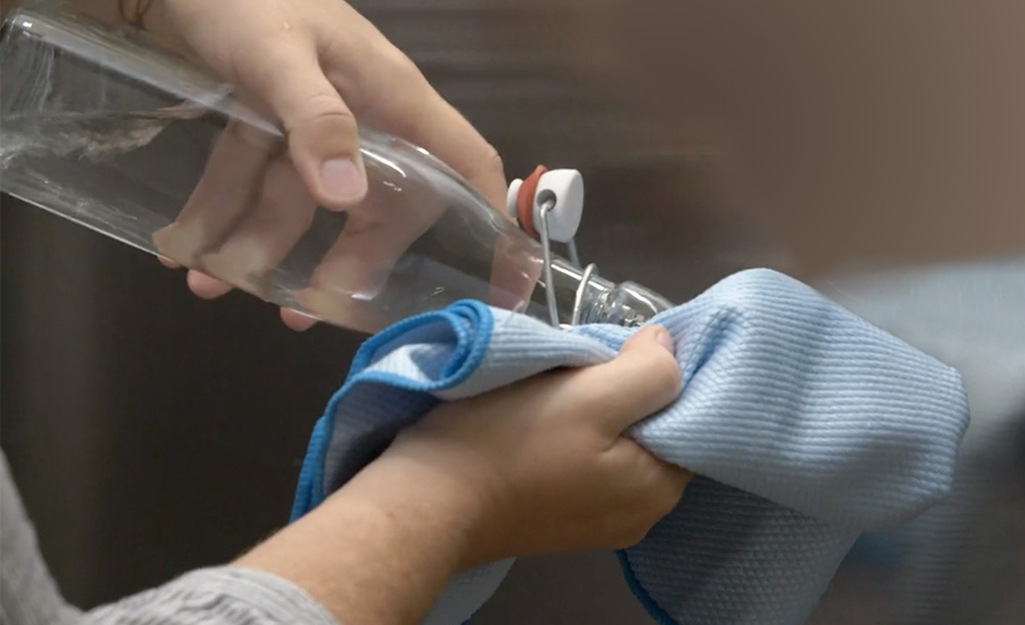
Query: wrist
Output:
[[234, 457, 490, 625], [336, 454, 489, 570], [234, 510, 456, 625], [368, 430, 522, 569]]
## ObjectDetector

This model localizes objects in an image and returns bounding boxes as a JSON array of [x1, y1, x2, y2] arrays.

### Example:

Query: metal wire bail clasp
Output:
[[507, 166, 597, 327]]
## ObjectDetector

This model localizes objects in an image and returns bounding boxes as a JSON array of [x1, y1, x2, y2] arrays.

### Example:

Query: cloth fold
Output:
[[291, 268, 969, 625]]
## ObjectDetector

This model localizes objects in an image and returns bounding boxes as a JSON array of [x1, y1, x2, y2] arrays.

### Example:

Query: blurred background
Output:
[[2, 1, 1023, 624]]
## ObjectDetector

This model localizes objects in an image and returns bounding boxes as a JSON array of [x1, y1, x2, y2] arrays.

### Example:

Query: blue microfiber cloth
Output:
[[290, 269, 969, 625]]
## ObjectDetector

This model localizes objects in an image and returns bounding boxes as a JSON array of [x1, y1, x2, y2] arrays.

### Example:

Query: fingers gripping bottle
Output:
[[0, 2, 672, 333]]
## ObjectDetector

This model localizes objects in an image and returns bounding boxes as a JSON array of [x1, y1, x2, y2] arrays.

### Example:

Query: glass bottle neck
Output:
[[545, 258, 673, 327]]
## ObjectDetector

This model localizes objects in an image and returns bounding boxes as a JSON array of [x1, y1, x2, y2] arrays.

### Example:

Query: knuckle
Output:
[[301, 93, 356, 127], [598, 482, 672, 550], [330, 37, 423, 113], [647, 350, 683, 395], [357, 36, 424, 90], [649, 468, 689, 517], [479, 144, 506, 180], [235, 33, 304, 82], [610, 523, 651, 551], [650, 483, 683, 519], [383, 43, 426, 83]]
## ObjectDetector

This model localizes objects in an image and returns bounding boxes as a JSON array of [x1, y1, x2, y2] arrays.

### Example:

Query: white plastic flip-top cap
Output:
[[506, 178, 523, 221], [505, 169, 584, 243]]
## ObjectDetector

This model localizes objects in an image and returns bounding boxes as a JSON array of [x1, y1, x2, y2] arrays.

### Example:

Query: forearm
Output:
[[3, 447, 340, 625], [235, 457, 481, 625], [84, 568, 339, 625]]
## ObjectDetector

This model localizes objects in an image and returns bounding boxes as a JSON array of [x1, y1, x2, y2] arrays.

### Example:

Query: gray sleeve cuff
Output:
[[87, 567, 339, 625]]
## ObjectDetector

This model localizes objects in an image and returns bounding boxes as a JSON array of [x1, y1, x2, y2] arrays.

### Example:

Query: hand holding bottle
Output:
[[152, 116, 457, 334], [134, 0, 506, 329], [3, 2, 671, 334]]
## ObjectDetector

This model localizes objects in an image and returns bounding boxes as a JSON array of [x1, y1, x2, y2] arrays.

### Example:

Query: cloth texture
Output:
[[0, 451, 339, 625], [291, 268, 970, 625]]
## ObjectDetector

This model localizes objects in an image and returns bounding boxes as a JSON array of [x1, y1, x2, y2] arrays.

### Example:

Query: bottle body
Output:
[[0, 3, 671, 333]]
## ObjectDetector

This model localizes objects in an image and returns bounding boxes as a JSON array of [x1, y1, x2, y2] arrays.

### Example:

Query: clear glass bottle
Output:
[[0, 1, 671, 333]]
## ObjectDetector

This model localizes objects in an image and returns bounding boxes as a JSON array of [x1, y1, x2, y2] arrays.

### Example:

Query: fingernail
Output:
[[157, 255, 179, 269], [653, 327, 676, 355], [320, 158, 367, 203], [288, 308, 319, 321]]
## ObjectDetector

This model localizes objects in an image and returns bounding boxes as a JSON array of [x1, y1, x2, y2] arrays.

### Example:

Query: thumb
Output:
[[582, 325, 683, 436], [239, 44, 367, 210]]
